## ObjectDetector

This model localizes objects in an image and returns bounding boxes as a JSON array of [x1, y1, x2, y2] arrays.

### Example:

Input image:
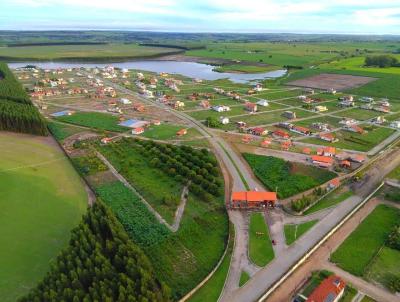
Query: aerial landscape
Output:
[[1, 1, 400, 302]]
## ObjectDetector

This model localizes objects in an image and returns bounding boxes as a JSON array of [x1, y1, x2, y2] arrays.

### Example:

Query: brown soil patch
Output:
[[287, 73, 377, 91]]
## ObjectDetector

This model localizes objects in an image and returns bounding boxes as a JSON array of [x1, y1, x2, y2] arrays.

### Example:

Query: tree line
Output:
[[364, 55, 400, 68], [0, 63, 47, 135], [20, 200, 170, 302]]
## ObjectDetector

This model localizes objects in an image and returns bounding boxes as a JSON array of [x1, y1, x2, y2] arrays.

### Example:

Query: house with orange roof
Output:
[[248, 127, 268, 136], [281, 141, 292, 151], [306, 275, 345, 302], [303, 147, 311, 154], [261, 139, 272, 147], [328, 178, 341, 190], [231, 191, 277, 209], [311, 155, 334, 168], [273, 130, 290, 139], [317, 147, 336, 157], [242, 135, 252, 143], [245, 102, 258, 113], [176, 129, 187, 136], [350, 154, 366, 163], [340, 160, 351, 168], [291, 125, 311, 136], [319, 132, 337, 143], [132, 127, 145, 135]]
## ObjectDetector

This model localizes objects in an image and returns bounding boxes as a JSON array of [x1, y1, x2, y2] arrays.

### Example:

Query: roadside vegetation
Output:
[[303, 190, 353, 215], [249, 213, 274, 267], [284, 220, 318, 245], [243, 154, 336, 199]]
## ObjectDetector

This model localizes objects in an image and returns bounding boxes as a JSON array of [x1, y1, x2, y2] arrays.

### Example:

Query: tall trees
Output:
[[19, 201, 170, 302]]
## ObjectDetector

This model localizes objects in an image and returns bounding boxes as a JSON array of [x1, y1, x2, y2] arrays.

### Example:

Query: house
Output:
[[291, 125, 311, 136], [341, 160, 351, 168], [242, 135, 252, 143], [371, 116, 386, 124], [245, 102, 258, 113], [338, 100, 355, 107], [133, 103, 145, 112], [390, 121, 400, 129], [374, 106, 390, 113], [212, 105, 230, 112], [152, 120, 161, 126], [344, 125, 364, 134], [326, 88, 337, 94], [200, 100, 210, 109], [317, 146, 336, 157], [248, 127, 268, 136], [303, 147, 312, 155], [236, 121, 247, 128], [119, 98, 131, 105], [311, 155, 334, 168], [132, 127, 145, 135], [360, 96, 374, 103], [340, 95, 354, 102], [254, 83, 263, 92], [230, 191, 277, 209], [328, 178, 341, 190], [261, 139, 272, 147], [220, 117, 230, 125], [298, 95, 307, 101], [319, 132, 337, 143], [306, 275, 345, 302], [312, 123, 331, 132], [360, 103, 373, 110], [314, 105, 328, 112], [281, 141, 292, 151], [282, 111, 297, 119], [379, 99, 390, 107], [339, 118, 357, 126], [304, 88, 315, 94], [257, 99, 269, 107], [350, 154, 366, 163], [273, 130, 290, 139], [176, 129, 187, 136], [174, 101, 185, 110]]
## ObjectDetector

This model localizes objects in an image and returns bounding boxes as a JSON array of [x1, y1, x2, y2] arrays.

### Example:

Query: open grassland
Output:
[[243, 154, 336, 199], [0, 132, 87, 302], [0, 44, 180, 61], [55, 112, 128, 132], [331, 205, 400, 277], [303, 126, 395, 152], [249, 213, 274, 267], [284, 220, 318, 245]]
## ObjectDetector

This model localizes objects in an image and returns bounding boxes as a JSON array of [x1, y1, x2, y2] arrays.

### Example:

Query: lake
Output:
[[8, 60, 286, 83]]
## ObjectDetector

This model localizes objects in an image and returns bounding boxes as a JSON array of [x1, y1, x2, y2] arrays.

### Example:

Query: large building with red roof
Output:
[[306, 275, 346, 302], [231, 191, 277, 209]]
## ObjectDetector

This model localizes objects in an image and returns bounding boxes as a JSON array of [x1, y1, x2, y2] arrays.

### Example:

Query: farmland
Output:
[[0, 132, 87, 302], [243, 154, 336, 199], [331, 205, 400, 283]]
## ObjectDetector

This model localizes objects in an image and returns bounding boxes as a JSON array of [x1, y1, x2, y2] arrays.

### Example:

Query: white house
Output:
[[256, 99, 269, 107], [220, 117, 230, 125], [314, 105, 328, 112], [390, 121, 400, 129], [119, 98, 132, 105], [212, 105, 231, 112], [360, 97, 374, 103]]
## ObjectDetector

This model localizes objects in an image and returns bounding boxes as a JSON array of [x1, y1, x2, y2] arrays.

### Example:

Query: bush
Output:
[[387, 225, 400, 250]]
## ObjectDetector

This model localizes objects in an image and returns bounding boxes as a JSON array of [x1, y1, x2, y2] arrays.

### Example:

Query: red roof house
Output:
[[273, 130, 290, 139], [245, 102, 258, 113], [306, 275, 346, 302], [132, 127, 144, 135], [311, 155, 334, 168], [176, 129, 188, 136], [261, 139, 272, 147], [231, 191, 277, 209]]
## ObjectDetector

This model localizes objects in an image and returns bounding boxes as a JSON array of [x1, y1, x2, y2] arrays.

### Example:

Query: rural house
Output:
[[282, 111, 297, 119], [245, 102, 258, 113], [306, 275, 345, 302], [230, 191, 277, 209], [311, 155, 334, 168]]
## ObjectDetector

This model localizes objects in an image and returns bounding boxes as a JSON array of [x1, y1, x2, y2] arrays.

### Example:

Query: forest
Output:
[[0, 63, 47, 135], [19, 201, 171, 302]]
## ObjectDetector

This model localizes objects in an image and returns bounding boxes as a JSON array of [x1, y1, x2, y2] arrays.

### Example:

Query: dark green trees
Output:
[[0, 63, 47, 135], [19, 201, 170, 302]]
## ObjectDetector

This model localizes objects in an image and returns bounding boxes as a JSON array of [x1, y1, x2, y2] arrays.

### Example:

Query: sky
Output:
[[1, 0, 400, 34]]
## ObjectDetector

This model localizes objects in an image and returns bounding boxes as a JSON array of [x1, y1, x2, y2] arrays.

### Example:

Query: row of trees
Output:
[[20, 201, 170, 302], [0, 63, 47, 135], [364, 55, 399, 68]]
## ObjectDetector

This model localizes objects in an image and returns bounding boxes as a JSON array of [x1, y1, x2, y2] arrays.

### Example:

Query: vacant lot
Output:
[[0, 132, 87, 302], [287, 73, 377, 91], [56, 112, 128, 132], [243, 154, 336, 198], [331, 205, 400, 277]]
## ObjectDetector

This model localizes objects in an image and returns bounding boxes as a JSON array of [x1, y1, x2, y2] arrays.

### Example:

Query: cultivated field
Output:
[[0, 132, 87, 301]]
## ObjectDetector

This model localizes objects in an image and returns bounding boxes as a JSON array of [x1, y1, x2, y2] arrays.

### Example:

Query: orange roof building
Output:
[[311, 155, 334, 168], [306, 275, 346, 302], [231, 191, 277, 209], [303, 147, 312, 154], [176, 129, 187, 136]]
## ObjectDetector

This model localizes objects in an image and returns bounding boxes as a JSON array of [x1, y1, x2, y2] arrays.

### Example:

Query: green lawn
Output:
[[360, 296, 377, 302], [243, 154, 337, 199], [331, 205, 400, 277], [188, 224, 234, 302], [284, 220, 318, 245], [141, 124, 187, 140], [249, 213, 274, 267], [56, 112, 128, 132], [0, 132, 87, 302], [48, 121, 84, 141], [303, 191, 353, 215], [239, 271, 251, 287]]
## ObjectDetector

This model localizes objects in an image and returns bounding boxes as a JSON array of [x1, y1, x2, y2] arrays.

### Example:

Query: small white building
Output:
[[314, 105, 328, 112], [220, 117, 230, 125], [212, 105, 231, 112], [256, 99, 269, 107], [119, 98, 132, 105], [390, 121, 400, 129]]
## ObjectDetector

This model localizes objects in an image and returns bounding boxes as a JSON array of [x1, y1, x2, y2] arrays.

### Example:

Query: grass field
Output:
[[249, 213, 274, 267], [47, 121, 85, 141], [331, 205, 400, 277], [303, 191, 353, 215], [243, 154, 336, 198], [284, 220, 318, 245], [188, 224, 234, 302], [56, 112, 128, 132], [0, 132, 87, 302], [239, 271, 251, 287], [141, 124, 187, 140], [0, 43, 180, 61]]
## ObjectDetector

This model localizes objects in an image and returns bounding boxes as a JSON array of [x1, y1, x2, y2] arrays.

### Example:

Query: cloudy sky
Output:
[[1, 0, 400, 34]]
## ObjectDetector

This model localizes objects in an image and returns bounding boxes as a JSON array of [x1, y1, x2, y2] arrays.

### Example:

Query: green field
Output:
[[284, 220, 318, 245], [47, 121, 84, 141], [249, 213, 274, 267], [56, 112, 128, 132], [303, 191, 353, 215], [0, 43, 180, 61], [141, 124, 197, 140], [243, 154, 337, 198], [239, 271, 251, 287], [331, 205, 400, 277], [0, 132, 87, 302]]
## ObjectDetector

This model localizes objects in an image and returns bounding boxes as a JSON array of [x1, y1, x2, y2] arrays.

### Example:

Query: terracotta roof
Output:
[[323, 147, 336, 154], [303, 147, 311, 154], [311, 155, 334, 164], [330, 178, 340, 187], [306, 275, 346, 302], [232, 191, 277, 202]]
